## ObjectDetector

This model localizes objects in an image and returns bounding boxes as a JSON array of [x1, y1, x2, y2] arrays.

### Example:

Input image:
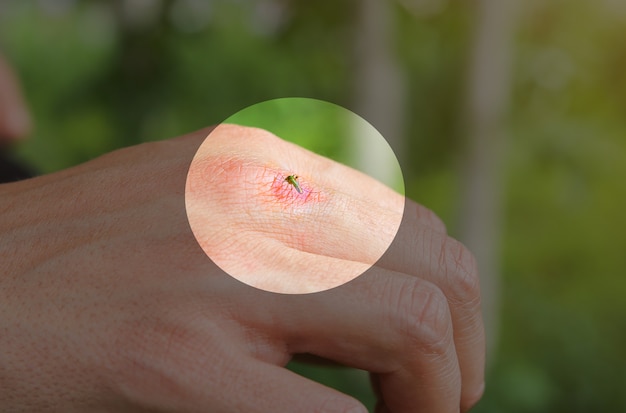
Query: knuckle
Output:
[[437, 236, 481, 307], [391, 279, 453, 355], [414, 203, 448, 233], [426, 209, 448, 233]]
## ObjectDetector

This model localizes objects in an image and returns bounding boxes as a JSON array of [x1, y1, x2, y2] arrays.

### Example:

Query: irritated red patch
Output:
[[190, 155, 324, 213], [269, 172, 322, 207]]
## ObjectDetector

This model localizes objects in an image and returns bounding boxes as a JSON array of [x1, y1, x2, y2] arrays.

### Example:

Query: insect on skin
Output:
[[285, 175, 303, 194]]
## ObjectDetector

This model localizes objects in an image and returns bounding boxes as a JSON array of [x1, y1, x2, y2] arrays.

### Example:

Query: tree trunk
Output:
[[458, 0, 518, 363], [352, 0, 407, 185]]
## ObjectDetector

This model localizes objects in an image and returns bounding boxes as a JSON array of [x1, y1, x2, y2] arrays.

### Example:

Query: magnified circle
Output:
[[185, 97, 405, 294]]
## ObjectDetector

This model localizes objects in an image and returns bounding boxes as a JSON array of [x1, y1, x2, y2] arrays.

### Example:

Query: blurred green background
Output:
[[2, 0, 626, 411]]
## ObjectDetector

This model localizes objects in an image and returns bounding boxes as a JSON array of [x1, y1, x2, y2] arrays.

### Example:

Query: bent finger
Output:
[[183, 357, 368, 413], [252, 269, 462, 413], [379, 205, 485, 410]]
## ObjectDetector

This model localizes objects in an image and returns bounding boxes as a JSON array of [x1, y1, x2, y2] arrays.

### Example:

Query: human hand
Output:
[[0, 125, 484, 412]]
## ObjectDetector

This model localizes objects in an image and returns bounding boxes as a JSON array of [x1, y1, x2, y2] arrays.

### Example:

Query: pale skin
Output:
[[0, 56, 485, 412], [185, 124, 403, 294]]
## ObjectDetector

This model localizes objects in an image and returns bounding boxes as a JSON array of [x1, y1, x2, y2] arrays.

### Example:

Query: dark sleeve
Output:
[[0, 152, 34, 183]]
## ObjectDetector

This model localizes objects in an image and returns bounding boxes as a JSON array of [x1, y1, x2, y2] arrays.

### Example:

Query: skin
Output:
[[0, 56, 485, 412], [185, 129, 403, 294], [0, 54, 32, 144]]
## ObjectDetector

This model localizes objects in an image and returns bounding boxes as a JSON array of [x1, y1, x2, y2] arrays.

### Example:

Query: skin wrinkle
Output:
[[0, 122, 484, 411], [22, 192, 170, 277], [188, 151, 350, 289], [238, 240, 336, 285], [438, 237, 481, 309], [192, 155, 322, 212], [234, 318, 291, 366], [243, 225, 367, 290], [395, 280, 451, 358], [187, 126, 400, 289]]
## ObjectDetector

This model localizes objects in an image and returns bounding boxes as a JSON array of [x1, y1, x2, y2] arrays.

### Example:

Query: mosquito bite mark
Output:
[[269, 173, 322, 206]]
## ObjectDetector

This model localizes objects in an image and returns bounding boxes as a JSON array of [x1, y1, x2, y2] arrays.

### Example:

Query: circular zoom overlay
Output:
[[185, 98, 405, 294]]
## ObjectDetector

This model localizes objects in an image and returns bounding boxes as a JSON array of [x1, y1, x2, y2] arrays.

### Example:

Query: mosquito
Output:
[[285, 174, 303, 194]]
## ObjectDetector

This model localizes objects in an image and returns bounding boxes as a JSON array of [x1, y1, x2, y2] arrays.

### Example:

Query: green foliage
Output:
[[224, 97, 349, 162], [287, 360, 376, 409]]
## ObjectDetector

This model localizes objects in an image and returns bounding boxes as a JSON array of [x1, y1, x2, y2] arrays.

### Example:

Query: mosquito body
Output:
[[285, 175, 303, 194]]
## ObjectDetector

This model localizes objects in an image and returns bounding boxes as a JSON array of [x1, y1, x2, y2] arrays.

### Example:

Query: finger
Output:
[[379, 203, 486, 410], [235, 361, 369, 413], [300, 149, 405, 212], [0, 55, 32, 142], [194, 124, 405, 254], [217, 235, 372, 293], [157, 354, 369, 413], [402, 197, 448, 233], [187, 141, 404, 268], [283, 196, 444, 266], [255, 269, 462, 413]]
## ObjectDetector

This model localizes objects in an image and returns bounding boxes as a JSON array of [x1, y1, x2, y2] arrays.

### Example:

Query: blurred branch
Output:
[[351, 0, 407, 179], [458, 0, 518, 363]]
